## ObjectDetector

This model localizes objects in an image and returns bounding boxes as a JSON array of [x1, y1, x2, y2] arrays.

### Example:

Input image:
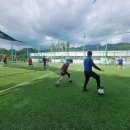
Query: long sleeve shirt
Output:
[[84, 57, 101, 72]]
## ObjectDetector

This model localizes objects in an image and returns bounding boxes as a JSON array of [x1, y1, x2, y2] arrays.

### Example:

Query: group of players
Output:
[[2, 54, 49, 69], [2, 51, 125, 94], [26, 56, 49, 69], [55, 51, 104, 93], [55, 51, 124, 94]]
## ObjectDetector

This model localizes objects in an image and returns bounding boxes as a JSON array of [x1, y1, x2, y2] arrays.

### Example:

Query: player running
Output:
[[117, 57, 124, 69], [28, 57, 33, 68], [55, 58, 73, 87], [42, 55, 47, 69], [83, 51, 104, 91], [46, 57, 49, 66], [3, 54, 8, 64]]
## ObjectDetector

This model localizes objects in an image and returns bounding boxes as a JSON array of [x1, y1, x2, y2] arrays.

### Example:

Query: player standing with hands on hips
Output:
[[83, 51, 104, 92]]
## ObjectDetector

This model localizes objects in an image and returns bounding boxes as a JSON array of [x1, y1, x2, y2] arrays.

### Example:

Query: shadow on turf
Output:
[[0, 68, 80, 96], [0, 70, 36, 77], [1, 63, 130, 98], [4, 63, 61, 74], [0, 73, 130, 130], [0, 68, 130, 98], [0, 84, 23, 97]]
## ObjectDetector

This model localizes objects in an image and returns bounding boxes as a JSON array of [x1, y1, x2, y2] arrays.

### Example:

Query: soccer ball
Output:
[[98, 88, 104, 95]]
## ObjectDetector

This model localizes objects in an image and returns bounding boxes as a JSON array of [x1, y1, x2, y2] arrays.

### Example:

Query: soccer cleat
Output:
[[83, 88, 88, 91], [68, 79, 73, 83], [100, 86, 104, 89], [55, 83, 59, 87], [69, 80, 73, 83]]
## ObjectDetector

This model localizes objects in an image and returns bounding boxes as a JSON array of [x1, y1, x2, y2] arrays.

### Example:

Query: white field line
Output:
[[0, 72, 53, 94]]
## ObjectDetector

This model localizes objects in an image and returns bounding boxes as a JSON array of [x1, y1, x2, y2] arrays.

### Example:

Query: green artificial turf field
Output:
[[0, 62, 130, 130]]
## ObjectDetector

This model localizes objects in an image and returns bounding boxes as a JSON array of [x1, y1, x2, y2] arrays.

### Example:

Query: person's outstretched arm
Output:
[[90, 58, 103, 71]]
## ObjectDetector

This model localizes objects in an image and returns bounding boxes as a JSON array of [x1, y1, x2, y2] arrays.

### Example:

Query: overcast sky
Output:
[[0, 0, 130, 50]]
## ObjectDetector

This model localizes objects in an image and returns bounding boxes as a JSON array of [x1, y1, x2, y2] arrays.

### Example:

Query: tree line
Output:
[[0, 42, 130, 61], [49, 41, 70, 52], [0, 48, 37, 62]]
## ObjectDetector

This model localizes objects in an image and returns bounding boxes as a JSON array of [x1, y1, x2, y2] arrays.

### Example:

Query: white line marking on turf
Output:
[[0, 72, 53, 94]]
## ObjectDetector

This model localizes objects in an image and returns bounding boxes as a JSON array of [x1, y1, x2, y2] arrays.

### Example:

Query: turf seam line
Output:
[[0, 72, 53, 94]]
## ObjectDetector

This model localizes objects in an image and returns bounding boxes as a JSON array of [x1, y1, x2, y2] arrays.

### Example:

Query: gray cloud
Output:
[[0, 0, 130, 49]]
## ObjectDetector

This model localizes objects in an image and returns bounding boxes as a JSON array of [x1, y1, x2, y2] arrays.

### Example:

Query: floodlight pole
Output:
[[61, 42, 63, 52], [38, 43, 40, 62], [50, 42, 52, 60], [50, 40, 54, 61], [27, 48, 29, 59], [11, 41, 14, 61], [97, 44, 98, 51], [105, 40, 108, 65], [83, 35, 86, 57], [66, 41, 70, 57], [14, 51, 17, 62]]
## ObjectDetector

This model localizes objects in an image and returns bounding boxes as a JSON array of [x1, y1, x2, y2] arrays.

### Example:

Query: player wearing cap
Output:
[[55, 58, 73, 87]]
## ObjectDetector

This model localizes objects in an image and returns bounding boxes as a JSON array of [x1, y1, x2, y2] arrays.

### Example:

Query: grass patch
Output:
[[0, 63, 130, 129]]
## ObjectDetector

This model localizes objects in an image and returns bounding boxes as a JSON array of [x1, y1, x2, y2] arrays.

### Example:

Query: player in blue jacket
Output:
[[83, 51, 104, 91], [117, 57, 124, 69], [42, 55, 47, 69]]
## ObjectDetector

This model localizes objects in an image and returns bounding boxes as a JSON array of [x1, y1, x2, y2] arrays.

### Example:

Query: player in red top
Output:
[[28, 57, 33, 68], [3, 54, 8, 64], [55, 58, 73, 87], [46, 57, 49, 66]]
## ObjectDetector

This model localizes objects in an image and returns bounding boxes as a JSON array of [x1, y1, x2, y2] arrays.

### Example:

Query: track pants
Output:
[[83, 71, 100, 90]]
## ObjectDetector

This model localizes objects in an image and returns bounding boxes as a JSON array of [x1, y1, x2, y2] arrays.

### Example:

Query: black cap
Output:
[[87, 51, 92, 56], [69, 59, 73, 63]]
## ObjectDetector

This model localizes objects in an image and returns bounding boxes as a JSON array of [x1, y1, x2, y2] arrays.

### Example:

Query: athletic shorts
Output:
[[118, 63, 123, 66], [61, 72, 69, 76], [4, 60, 7, 64]]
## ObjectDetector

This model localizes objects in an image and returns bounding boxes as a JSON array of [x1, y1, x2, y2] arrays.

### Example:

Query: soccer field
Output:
[[0, 63, 130, 130]]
